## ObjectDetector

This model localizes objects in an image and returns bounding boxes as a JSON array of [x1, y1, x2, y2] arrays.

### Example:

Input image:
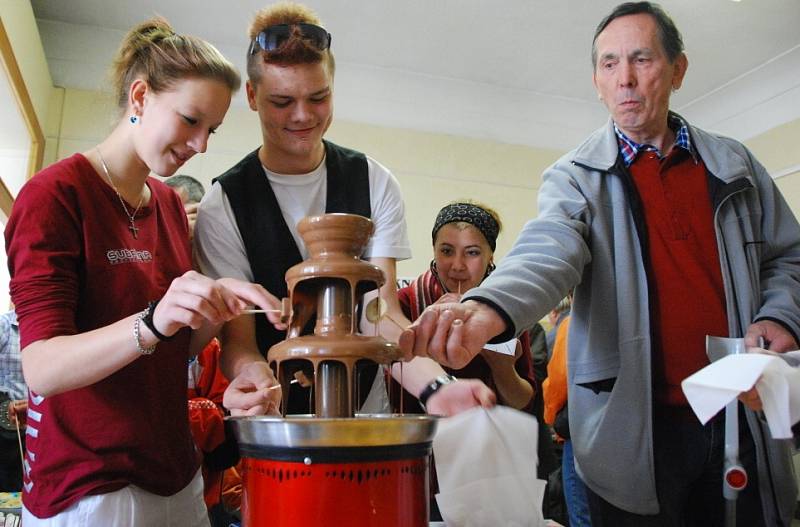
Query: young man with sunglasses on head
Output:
[[194, 2, 495, 418]]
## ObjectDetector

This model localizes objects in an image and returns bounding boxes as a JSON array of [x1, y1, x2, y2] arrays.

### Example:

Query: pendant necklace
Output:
[[96, 148, 144, 239]]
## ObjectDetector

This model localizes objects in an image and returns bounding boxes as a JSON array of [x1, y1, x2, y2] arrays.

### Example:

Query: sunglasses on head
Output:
[[249, 23, 332, 55]]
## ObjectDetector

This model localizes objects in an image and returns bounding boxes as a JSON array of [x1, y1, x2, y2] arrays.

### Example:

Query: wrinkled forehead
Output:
[[594, 13, 664, 64]]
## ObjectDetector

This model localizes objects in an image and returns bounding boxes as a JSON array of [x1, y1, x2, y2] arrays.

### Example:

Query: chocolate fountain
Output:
[[229, 213, 437, 526]]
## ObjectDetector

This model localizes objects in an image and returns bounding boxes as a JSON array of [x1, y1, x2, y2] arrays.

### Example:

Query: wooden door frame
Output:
[[0, 16, 45, 221]]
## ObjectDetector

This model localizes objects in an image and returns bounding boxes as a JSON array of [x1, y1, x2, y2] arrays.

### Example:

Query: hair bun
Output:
[[136, 16, 177, 43]]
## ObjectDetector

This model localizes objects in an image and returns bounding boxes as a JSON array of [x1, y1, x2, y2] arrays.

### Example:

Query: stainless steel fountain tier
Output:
[[228, 413, 438, 526]]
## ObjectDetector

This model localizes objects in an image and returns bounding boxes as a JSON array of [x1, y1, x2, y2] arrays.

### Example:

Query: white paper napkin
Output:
[[432, 406, 547, 526], [681, 350, 800, 439], [482, 338, 517, 356]]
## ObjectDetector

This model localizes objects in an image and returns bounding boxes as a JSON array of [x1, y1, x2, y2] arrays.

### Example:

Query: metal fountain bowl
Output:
[[228, 414, 438, 450]]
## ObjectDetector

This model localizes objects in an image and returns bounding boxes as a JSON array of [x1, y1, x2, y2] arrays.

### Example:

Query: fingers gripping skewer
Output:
[[242, 297, 292, 323], [267, 370, 314, 391]]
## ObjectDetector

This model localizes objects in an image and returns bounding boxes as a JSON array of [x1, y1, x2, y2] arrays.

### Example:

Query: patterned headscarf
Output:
[[431, 202, 500, 251]]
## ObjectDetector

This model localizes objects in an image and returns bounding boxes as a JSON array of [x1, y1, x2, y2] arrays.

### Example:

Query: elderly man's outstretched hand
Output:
[[398, 300, 507, 369]]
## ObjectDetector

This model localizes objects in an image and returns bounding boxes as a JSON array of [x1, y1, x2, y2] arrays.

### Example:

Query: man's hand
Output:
[[223, 361, 282, 416], [739, 320, 798, 411], [424, 379, 496, 417], [398, 300, 507, 368], [744, 319, 797, 352], [8, 400, 27, 427]]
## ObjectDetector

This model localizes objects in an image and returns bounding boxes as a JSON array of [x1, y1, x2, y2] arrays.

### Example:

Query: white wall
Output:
[[45, 86, 800, 279], [48, 88, 562, 277]]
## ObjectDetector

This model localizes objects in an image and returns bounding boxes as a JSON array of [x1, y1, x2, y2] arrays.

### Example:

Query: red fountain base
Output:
[[230, 415, 437, 527], [241, 452, 429, 526]]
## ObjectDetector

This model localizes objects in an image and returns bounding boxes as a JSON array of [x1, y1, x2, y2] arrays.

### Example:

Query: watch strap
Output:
[[141, 300, 175, 341], [418, 373, 456, 409]]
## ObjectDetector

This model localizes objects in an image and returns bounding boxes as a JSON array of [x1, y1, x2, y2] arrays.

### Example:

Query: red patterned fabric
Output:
[[187, 338, 235, 508]]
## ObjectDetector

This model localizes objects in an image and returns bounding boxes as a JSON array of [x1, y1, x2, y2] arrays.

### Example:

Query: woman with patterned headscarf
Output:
[[393, 201, 536, 412]]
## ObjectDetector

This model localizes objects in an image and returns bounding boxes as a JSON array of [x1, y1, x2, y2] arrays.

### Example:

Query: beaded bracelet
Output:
[[134, 309, 157, 355]]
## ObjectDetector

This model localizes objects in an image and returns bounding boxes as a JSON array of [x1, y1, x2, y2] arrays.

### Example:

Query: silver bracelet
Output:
[[134, 309, 157, 355]]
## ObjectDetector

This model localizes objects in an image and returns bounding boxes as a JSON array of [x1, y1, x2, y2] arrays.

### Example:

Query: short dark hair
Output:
[[164, 175, 205, 203], [592, 2, 684, 69]]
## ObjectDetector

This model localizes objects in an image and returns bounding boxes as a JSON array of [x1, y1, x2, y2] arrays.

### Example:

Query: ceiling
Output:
[[30, 0, 800, 151]]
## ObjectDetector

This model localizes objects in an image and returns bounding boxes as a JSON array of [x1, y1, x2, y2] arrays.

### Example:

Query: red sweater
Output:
[[5, 154, 199, 517], [629, 149, 728, 406]]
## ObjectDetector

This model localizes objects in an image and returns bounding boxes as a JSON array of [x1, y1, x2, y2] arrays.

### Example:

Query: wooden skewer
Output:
[[242, 297, 291, 322], [382, 313, 406, 330], [365, 297, 406, 330], [267, 370, 314, 390]]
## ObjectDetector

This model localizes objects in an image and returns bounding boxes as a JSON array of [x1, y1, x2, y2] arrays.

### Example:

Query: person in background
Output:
[[194, 1, 494, 418], [165, 174, 205, 240], [166, 174, 242, 526], [5, 18, 282, 526], [400, 2, 800, 525], [545, 296, 571, 359], [543, 314, 591, 527], [0, 309, 26, 491], [393, 201, 535, 521], [528, 318, 558, 487], [394, 201, 535, 412]]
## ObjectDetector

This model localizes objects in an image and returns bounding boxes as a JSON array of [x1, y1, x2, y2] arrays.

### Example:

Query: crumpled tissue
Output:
[[681, 350, 800, 439], [433, 405, 547, 526]]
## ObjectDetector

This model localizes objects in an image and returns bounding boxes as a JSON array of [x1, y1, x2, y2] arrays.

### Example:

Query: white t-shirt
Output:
[[194, 153, 411, 282]]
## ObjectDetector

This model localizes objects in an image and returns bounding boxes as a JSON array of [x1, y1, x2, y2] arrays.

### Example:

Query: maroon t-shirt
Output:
[[5, 153, 199, 518], [629, 149, 729, 407]]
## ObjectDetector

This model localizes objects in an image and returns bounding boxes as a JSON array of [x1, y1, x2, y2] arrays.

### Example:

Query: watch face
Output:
[[438, 374, 455, 385]]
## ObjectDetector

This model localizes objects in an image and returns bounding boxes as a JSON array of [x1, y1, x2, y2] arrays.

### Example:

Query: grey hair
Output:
[[164, 174, 205, 203]]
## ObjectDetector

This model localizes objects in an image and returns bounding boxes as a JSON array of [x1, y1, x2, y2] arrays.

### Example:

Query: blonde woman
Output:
[[6, 18, 283, 526]]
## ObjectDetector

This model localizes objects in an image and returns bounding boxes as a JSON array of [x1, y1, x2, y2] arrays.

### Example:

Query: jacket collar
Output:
[[571, 112, 751, 185]]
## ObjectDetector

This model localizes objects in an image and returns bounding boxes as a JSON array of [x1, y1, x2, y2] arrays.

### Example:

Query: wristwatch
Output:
[[418, 373, 457, 409], [141, 300, 174, 341]]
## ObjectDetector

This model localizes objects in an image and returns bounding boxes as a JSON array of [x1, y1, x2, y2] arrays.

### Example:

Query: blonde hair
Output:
[[246, 2, 336, 82], [111, 17, 240, 111]]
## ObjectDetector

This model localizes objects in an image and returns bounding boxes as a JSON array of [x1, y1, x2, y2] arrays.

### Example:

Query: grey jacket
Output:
[[465, 116, 800, 522]]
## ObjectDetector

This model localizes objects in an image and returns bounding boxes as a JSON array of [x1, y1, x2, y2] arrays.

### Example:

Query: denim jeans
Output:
[[563, 439, 592, 527], [586, 408, 765, 527]]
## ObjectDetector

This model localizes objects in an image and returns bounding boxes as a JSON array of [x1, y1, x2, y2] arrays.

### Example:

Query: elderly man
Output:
[[400, 2, 800, 525], [194, 2, 494, 418], [164, 175, 205, 240]]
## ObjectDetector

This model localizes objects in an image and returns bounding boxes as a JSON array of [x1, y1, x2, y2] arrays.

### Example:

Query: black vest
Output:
[[216, 140, 371, 356]]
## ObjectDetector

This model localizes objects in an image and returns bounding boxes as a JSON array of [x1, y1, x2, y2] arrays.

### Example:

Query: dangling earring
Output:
[[430, 259, 448, 293], [129, 115, 139, 124]]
